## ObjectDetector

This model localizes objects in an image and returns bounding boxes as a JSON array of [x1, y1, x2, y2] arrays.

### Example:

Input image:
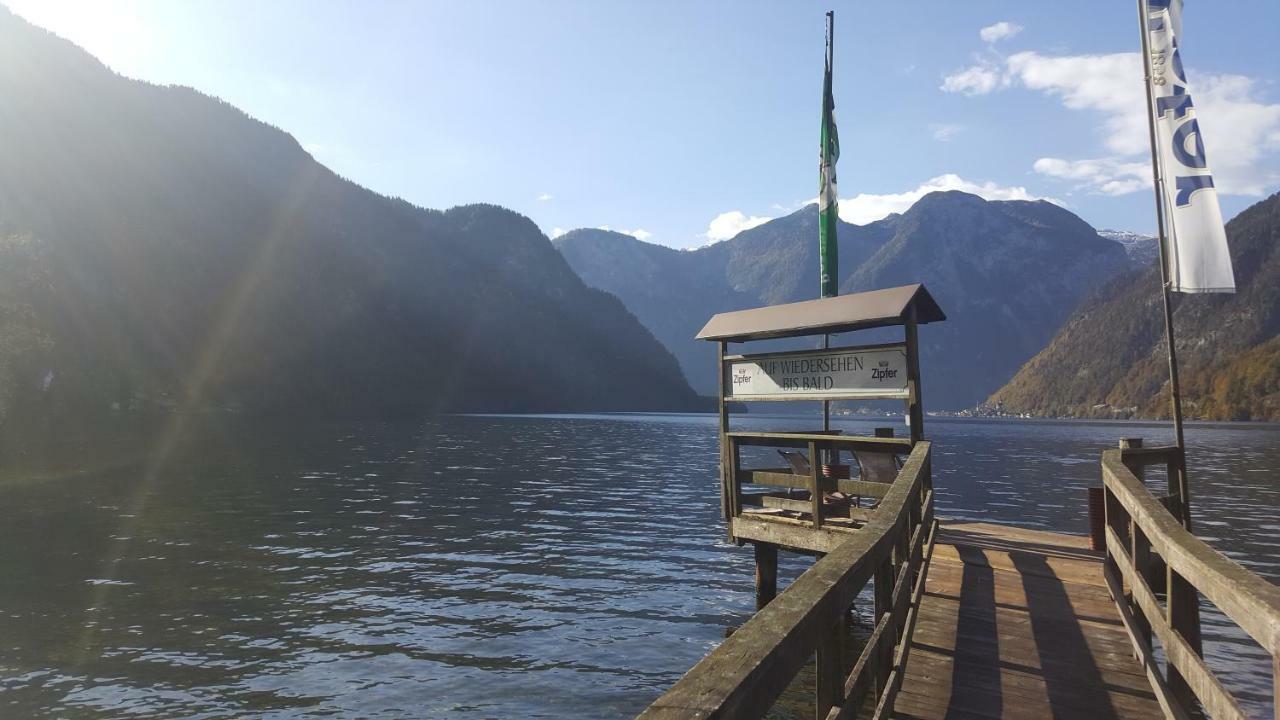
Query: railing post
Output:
[[895, 516, 909, 570], [908, 485, 922, 537], [908, 484, 924, 590], [1104, 486, 1128, 552], [1120, 437, 1145, 483], [892, 518, 909, 660], [1167, 566, 1204, 713], [1130, 521, 1153, 653], [1102, 472, 1128, 612], [815, 619, 843, 720], [1110, 442, 1138, 552], [873, 558, 894, 701]]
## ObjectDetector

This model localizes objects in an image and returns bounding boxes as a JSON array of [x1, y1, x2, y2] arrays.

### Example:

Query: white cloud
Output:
[[837, 174, 1056, 225], [1191, 74, 1280, 195], [980, 21, 1023, 44], [1005, 51, 1146, 155], [1033, 157, 1150, 196], [704, 210, 774, 241], [595, 225, 653, 242], [941, 22, 1024, 96], [5, 0, 154, 78], [550, 227, 566, 239], [537, 192, 554, 201], [940, 65, 1004, 96], [930, 123, 964, 142], [948, 46, 1280, 197]]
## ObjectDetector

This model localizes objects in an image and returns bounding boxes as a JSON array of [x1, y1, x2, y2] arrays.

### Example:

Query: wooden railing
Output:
[[639, 441, 936, 720], [1102, 446, 1280, 719], [724, 431, 913, 533]]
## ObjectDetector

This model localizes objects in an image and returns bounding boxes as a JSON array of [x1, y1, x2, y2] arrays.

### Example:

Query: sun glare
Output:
[[5, 0, 154, 78]]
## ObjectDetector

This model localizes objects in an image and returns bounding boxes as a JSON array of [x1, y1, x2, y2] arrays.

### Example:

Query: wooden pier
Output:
[[896, 522, 1163, 720], [640, 288, 1280, 720], [640, 438, 1280, 720]]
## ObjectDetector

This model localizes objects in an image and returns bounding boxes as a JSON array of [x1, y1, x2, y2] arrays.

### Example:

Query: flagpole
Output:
[[1136, 0, 1191, 529], [822, 10, 833, 435]]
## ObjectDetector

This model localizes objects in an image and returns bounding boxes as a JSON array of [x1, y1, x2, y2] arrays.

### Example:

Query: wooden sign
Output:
[[725, 344, 909, 402]]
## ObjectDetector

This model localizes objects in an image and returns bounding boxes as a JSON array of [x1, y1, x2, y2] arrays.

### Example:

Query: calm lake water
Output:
[[1, 414, 1277, 718]]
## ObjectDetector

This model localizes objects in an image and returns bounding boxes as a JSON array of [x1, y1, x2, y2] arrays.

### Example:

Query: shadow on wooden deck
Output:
[[892, 522, 1162, 720]]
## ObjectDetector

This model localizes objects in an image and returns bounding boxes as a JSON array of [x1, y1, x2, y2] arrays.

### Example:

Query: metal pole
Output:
[[822, 11, 834, 436], [822, 336, 831, 432], [1136, 0, 1191, 529], [826, 12, 834, 90]]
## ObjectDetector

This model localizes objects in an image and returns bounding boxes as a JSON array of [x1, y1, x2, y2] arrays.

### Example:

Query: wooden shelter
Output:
[[696, 283, 945, 603], [697, 282, 943, 443]]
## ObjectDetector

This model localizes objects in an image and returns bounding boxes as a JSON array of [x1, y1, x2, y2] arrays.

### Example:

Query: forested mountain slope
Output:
[[992, 193, 1280, 421], [0, 6, 700, 433]]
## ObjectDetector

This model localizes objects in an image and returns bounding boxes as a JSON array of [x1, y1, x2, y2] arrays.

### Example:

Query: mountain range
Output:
[[557, 193, 1132, 409], [991, 192, 1280, 421], [3, 4, 1274, 430], [0, 6, 701, 434], [1098, 229, 1159, 266]]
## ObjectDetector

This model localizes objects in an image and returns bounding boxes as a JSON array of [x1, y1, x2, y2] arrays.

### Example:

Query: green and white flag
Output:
[[819, 20, 840, 298]]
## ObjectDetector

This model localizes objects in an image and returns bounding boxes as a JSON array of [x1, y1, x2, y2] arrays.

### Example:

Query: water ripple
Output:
[[0, 414, 1275, 717]]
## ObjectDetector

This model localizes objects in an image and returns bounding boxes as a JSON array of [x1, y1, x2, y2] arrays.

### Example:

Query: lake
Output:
[[1, 414, 1277, 718]]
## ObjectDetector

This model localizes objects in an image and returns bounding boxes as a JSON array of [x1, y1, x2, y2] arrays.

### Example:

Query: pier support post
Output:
[[1087, 486, 1106, 550], [754, 542, 778, 610]]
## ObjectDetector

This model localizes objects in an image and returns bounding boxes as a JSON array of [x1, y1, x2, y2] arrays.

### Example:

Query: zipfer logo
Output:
[[871, 360, 898, 381]]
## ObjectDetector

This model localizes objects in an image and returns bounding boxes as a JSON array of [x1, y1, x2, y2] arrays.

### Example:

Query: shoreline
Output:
[[458, 410, 1280, 429]]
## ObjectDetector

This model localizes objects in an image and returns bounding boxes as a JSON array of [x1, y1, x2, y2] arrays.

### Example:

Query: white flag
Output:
[[1145, 0, 1235, 293]]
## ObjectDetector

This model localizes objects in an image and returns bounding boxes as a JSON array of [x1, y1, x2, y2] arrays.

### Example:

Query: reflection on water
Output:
[[0, 414, 1276, 717]]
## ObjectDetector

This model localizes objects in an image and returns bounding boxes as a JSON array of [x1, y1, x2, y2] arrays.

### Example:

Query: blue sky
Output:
[[8, 0, 1279, 248]]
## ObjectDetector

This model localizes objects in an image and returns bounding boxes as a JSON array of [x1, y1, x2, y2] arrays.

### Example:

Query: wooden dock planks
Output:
[[893, 522, 1164, 720]]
